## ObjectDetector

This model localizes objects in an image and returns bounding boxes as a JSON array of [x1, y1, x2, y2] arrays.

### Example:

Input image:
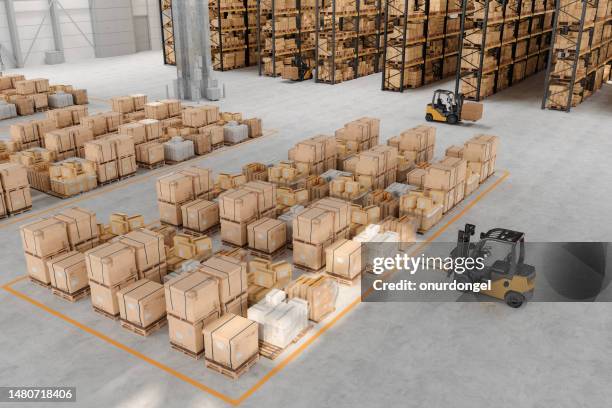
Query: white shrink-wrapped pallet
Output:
[[248, 295, 309, 349], [48, 92, 74, 108], [0, 102, 17, 120], [163, 137, 194, 163], [223, 121, 248, 144]]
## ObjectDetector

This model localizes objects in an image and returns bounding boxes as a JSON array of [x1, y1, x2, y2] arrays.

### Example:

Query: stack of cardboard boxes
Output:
[[168, 234, 213, 269], [463, 135, 498, 184], [288, 135, 337, 176], [330, 174, 367, 201], [49, 158, 98, 197], [242, 162, 268, 182], [324, 238, 363, 282], [423, 156, 468, 214], [247, 259, 293, 304], [9, 147, 55, 193], [348, 204, 381, 237], [285, 274, 338, 322], [10, 118, 57, 150], [44, 126, 95, 160], [216, 172, 246, 191], [180, 105, 223, 154], [117, 279, 167, 333], [47, 251, 89, 300], [111, 94, 148, 121], [157, 166, 213, 226], [80, 111, 122, 137], [47, 106, 89, 128], [398, 191, 444, 232], [55, 207, 99, 252], [116, 229, 168, 283], [21, 218, 71, 286], [355, 145, 398, 190], [267, 161, 306, 187], [387, 125, 435, 165], [144, 99, 182, 121], [83, 134, 136, 184], [247, 217, 287, 256], [127, 119, 165, 167], [365, 190, 399, 219], [181, 199, 220, 234], [292, 197, 350, 271], [0, 163, 32, 216], [335, 117, 380, 165], [203, 313, 259, 373]]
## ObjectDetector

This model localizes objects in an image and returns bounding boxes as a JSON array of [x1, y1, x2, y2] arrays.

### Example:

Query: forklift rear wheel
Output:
[[425, 113, 434, 122], [504, 291, 525, 308], [447, 114, 458, 125]]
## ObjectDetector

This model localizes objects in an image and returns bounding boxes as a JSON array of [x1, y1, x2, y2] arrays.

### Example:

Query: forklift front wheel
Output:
[[504, 291, 525, 308], [425, 113, 434, 122], [447, 114, 458, 125]]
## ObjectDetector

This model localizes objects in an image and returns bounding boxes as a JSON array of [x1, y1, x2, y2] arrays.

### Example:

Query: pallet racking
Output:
[[382, 0, 463, 91], [541, 0, 611, 111], [314, 0, 384, 84], [160, 0, 175, 65], [456, 0, 556, 100]]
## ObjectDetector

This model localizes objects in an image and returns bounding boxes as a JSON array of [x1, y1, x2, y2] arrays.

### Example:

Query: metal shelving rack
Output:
[[382, 0, 463, 91], [456, 0, 555, 101], [315, 0, 384, 84], [160, 0, 175, 65], [541, 0, 610, 111], [210, 0, 248, 71]]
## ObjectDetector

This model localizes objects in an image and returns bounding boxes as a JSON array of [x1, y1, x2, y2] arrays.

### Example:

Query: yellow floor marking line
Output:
[[2, 170, 509, 406]]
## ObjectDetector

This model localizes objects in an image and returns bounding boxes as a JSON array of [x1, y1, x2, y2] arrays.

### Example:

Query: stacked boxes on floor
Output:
[[181, 199, 220, 233], [399, 191, 444, 232], [84, 134, 136, 184], [49, 158, 98, 197], [247, 217, 287, 255], [203, 313, 259, 371], [329, 174, 367, 202], [325, 239, 363, 281], [47, 251, 89, 297], [288, 135, 337, 176], [348, 204, 381, 237], [241, 118, 263, 138], [200, 255, 249, 317], [10, 118, 57, 150], [242, 162, 268, 182], [285, 274, 339, 322], [116, 229, 167, 283], [365, 190, 399, 219], [44, 126, 94, 160], [354, 145, 398, 191], [163, 137, 195, 163], [156, 166, 213, 226], [423, 156, 468, 214], [131, 119, 164, 167], [117, 279, 167, 331], [109, 213, 145, 236], [144, 99, 182, 121], [111, 94, 148, 119], [463, 135, 498, 184], [47, 106, 89, 128], [247, 259, 293, 304], [248, 289, 308, 348], [180, 105, 223, 154], [267, 161, 307, 187], [20, 218, 70, 286], [335, 117, 380, 167], [292, 197, 350, 271], [216, 172, 246, 191], [388, 125, 435, 166], [0, 163, 32, 216], [81, 111, 122, 137], [9, 147, 55, 192], [170, 234, 213, 265], [54, 207, 99, 252], [86, 242, 138, 317]]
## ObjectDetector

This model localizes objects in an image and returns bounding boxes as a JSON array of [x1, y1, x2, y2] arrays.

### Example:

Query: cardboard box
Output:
[[247, 217, 286, 253], [179, 166, 213, 197], [54, 207, 97, 248], [0, 162, 29, 190], [4, 186, 32, 213], [310, 197, 350, 234], [220, 218, 249, 246], [168, 311, 219, 355], [325, 239, 362, 279], [445, 145, 464, 158], [165, 271, 220, 323], [47, 251, 88, 294], [251, 260, 292, 289], [461, 102, 483, 121], [117, 229, 166, 273], [15, 80, 36, 95], [292, 239, 331, 271], [139, 119, 162, 140], [242, 181, 276, 213], [135, 141, 164, 165], [111, 96, 135, 114], [182, 108, 207, 127], [203, 313, 259, 369], [157, 173, 195, 204], [85, 242, 137, 286], [200, 255, 248, 304], [222, 293, 248, 317], [25, 250, 68, 284], [286, 275, 338, 322], [173, 234, 212, 260], [219, 189, 258, 222], [181, 199, 219, 232], [119, 123, 147, 145], [21, 218, 70, 257], [293, 208, 334, 244], [117, 279, 166, 327], [145, 102, 169, 120], [158, 200, 182, 226], [90, 277, 137, 316]]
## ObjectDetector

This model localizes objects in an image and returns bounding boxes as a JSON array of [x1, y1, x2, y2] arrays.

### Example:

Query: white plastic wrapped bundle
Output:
[[163, 136, 194, 162], [385, 182, 416, 198], [48, 92, 74, 108], [0, 103, 17, 120], [355, 225, 399, 269], [247, 295, 309, 348], [265, 288, 286, 306], [223, 121, 248, 144], [278, 205, 305, 243], [319, 169, 352, 182]]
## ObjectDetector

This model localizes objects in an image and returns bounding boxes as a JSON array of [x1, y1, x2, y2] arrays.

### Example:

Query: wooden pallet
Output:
[[8, 206, 32, 216], [51, 286, 90, 302], [170, 342, 204, 360], [120, 316, 167, 337], [28, 276, 51, 289], [326, 271, 361, 286], [311, 308, 335, 324], [212, 142, 225, 151], [294, 263, 325, 274], [182, 223, 220, 237], [166, 157, 195, 166], [258, 324, 313, 360], [205, 353, 259, 380], [222, 240, 248, 249], [93, 306, 120, 321], [99, 173, 135, 187], [36, 106, 50, 113], [137, 161, 165, 170], [248, 244, 287, 261]]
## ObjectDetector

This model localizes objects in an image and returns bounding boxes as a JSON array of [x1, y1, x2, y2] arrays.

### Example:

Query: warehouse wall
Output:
[[13, 0, 95, 67], [89, 0, 136, 58], [131, 0, 162, 52], [0, 1, 15, 68]]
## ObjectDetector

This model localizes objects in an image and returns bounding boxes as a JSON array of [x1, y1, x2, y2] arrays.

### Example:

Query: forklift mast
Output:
[[457, 223, 476, 258]]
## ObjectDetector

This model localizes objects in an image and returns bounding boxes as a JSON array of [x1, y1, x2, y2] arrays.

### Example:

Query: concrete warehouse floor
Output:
[[1, 51, 611, 407]]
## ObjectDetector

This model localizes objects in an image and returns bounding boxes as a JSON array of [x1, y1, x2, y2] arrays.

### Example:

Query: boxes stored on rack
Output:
[[117, 279, 166, 328], [47, 251, 88, 294], [247, 217, 286, 253], [199, 124, 224, 146], [221, 218, 252, 246], [181, 199, 219, 232], [248, 294, 308, 348], [203, 313, 259, 370], [286, 274, 338, 322], [183, 132, 212, 155], [119, 123, 147, 145]]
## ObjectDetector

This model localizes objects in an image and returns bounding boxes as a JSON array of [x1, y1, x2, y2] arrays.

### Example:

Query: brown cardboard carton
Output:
[[5, 187, 32, 213], [119, 123, 147, 145], [54, 207, 97, 247], [84, 139, 116, 163], [445, 145, 464, 158], [117, 229, 166, 273], [242, 181, 276, 213], [310, 197, 350, 234], [219, 189, 258, 222], [85, 242, 137, 286], [111, 96, 135, 113], [293, 208, 334, 244], [139, 119, 162, 140], [220, 218, 249, 246], [292, 239, 330, 270], [286, 275, 338, 321], [95, 161, 118, 183], [251, 259, 292, 288], [90, 277, 137, 316], [222, 293, 248, 317], [117, 279, 166, 327], [247, 218, 286, 253], [440, 156, 467, 183], [168, 311, 219, 354], [10, 123, 36, 143], [173, 234, 212, 260], [181, 199, 219, 232], [203, 313, 259, 369], [463, 137, 491, 162], [21, 218, 70, 257], [70, 89, 88, 105], [117, 155, 137, 177], [0, 162, 29, 190], [157, 173, 194, 204], [158, 200, 182, 226], [325, 239, 362, 279], [461, 102, 483, 121], [200, 255, 248, 304], [135, 141, 164, 164], [145, 102, 169, 120], [15, 80, 36, 95], [182, 108, 207, 127], [47, 251, 88, 294], [180, 166, 213, 197], [164, 271, 220, 322], [424, 163, 457, 191], [25, 250, 68, 284], [81, 114, 108, 136]]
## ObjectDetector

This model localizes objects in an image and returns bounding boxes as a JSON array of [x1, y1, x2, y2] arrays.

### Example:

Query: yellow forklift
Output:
[[450, 224, 536, 308], [425, 89, 483, 125]]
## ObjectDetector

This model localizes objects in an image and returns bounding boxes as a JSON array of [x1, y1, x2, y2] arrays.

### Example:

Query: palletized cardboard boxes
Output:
[[47, 251, 88, 294], [164, 271, 220, 323], [181, 199, 220, 232], [286, 275, 338, 322], [219, 189, 258, 222], [117, 279, 166, 328], [325, 239, 362, 279], [292, 208, 334, 245], [85, 242, 137, 287], [168, 311, 219, 355], [21, 218, 70, 258], [200, 255, 248, 304], [54, 207, 98, 249], [203, 313, 259, 369], [247, 217, 286, 253], [116, 229, 166, 277]]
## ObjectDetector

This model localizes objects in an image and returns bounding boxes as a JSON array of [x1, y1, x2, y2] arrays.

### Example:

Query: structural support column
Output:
[[46, 0, 66, 64], [4, 0, 24, 68], [172, 0, 223, 101]]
